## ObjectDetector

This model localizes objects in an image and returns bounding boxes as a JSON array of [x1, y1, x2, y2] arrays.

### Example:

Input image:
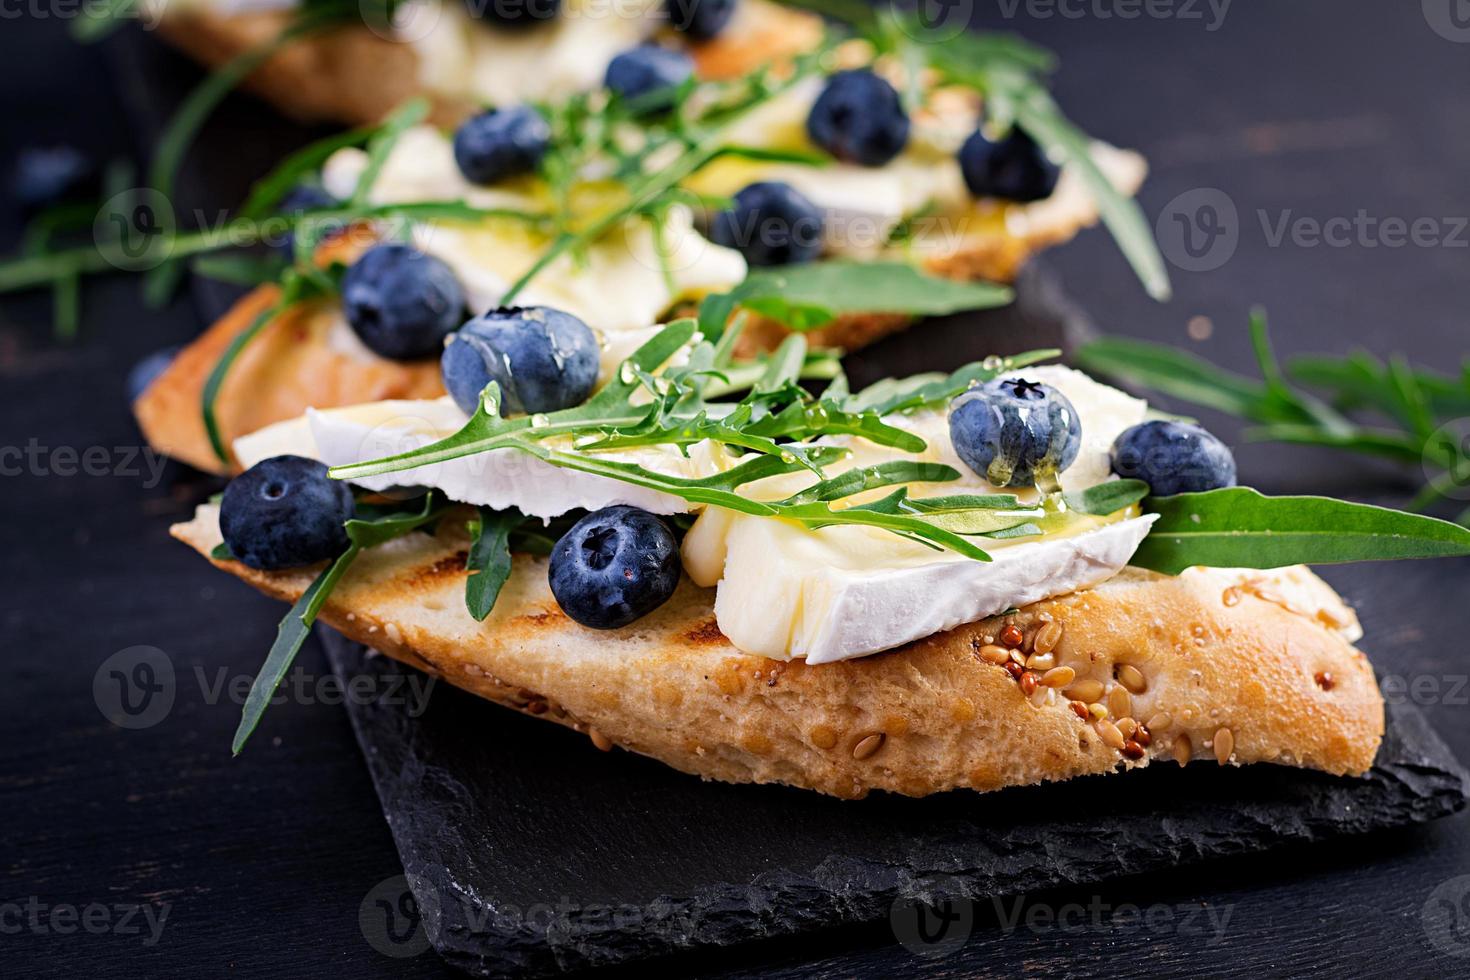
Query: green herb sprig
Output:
[[1133, 487, 1470, 575], [231, 489, 449, 754], [328, 319, 1064, 559], [1077, 310, 1470, 524]]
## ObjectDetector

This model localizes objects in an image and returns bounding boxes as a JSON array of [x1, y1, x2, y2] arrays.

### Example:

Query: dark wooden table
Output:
[[4, 4, 1470, 976]]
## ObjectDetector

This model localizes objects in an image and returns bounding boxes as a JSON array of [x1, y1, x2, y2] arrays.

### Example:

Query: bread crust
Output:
[[134, 279, 444, 474], [155, 2, 824, 127], [173, 503, 1384, 799]]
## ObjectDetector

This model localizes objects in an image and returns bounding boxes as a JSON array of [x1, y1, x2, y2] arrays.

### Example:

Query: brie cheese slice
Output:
[[710, 514, 1157, 663], [234, 398, 727, 521]]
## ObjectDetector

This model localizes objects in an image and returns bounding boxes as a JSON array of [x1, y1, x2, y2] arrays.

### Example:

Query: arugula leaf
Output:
[[845, 349, 1060, 415], [465, 508, 521, 621], [238, 126, 376, 220], [71, 0, 136, 42], [1132, 488, 1470, 575], [1075, 337, 1274, 420], [191, 254, 287, 287], [1079, 313, 1470, 522], [738, 262, 1014, 331], [326, 323, 1029, 558], [1064, 480, 1150, 516], [232, 492, 446, 754], [350, 99, 429, 207]]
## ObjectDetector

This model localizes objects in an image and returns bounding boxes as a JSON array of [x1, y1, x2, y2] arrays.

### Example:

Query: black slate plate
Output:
[[321, 630, 1467, 978]]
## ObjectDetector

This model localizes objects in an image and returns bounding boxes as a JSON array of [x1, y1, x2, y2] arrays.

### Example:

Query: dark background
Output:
[[4, 2, 1470, 976]]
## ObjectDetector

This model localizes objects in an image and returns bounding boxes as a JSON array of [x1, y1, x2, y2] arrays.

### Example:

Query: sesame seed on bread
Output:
[[173, 502, 1384, 799]]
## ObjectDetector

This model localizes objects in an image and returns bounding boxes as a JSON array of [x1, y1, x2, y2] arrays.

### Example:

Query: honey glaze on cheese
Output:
[[234, 363, 1160, 662]]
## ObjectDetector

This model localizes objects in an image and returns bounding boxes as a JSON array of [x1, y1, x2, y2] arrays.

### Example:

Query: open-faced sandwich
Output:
[[171, 297, 1470, 799], [145, 0, 828, 126], [129, 15, 1161, 474]]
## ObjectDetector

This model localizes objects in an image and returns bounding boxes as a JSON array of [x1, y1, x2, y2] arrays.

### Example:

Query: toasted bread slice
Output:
[[174, 503, 1384, 799], [154, 1, 825, 127]]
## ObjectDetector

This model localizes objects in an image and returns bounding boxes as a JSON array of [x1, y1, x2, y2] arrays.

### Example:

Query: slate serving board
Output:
[[321, 630, 1467, 978]]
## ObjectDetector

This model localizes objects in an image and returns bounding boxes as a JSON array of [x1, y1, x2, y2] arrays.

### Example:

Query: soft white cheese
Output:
[[711, 514, 1157, 663], [404, 0, 661, 107], [234, 398, 725, 521], [680, 364, 1152, 662], [322, 127, 747, 335]]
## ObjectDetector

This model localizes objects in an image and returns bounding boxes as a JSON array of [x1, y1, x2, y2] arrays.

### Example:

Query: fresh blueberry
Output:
[[605, 45, 694, 112], [453, 106, 550, 185], [806, 69, 910, 167], [219, 456, 355, 571], [341, 244, 466, 360], [958, 126, 1059, 202], [667, 0, 736, 39], [275, 183, 339, 255], [949, 377, 1082, 489], [549, 505, 681, 629], [12, 145, 94, 211], [709, 181, 824, 267], [467, 0, 561, 26], [1110, 420, 1237, 496], [441, 306, 599, 416], [126, 345, 182, 403]]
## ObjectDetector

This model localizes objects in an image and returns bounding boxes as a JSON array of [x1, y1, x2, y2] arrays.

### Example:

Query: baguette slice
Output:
[[174, 503, 1384, 799], [154, 1, 826, 127]]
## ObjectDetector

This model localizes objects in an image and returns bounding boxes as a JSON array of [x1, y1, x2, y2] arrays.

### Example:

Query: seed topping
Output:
[[853, 732, 886, 760], [1040, 666, 1075, 688], [1213, 727, 1235, 765], [1034, 621, 1063, 654], [1116, 663, 1148, 694], [1108, 685, 1132, 721], [978, 644, 1011, 664]]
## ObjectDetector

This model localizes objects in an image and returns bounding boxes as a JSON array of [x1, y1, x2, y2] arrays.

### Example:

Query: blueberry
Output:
[[12, 145, 94, 212], [949, 377, 1082, 489], [341, 244, 466, 360], [605, 45, 694, 112], [667, 0, 736, 39], [467, 0, 561, 26], [126, 345, 182, 403], [275, 183, 339, 255], [709, 181, 824, 267], [1110, 420, 1237, 497], [958, 126, 1059, 202], [549, 505, 681, 629], [806, 69, 910, 168], [440, 306, 599, 416], [453, 106, 550, 185], [220, 456, 355, 571]]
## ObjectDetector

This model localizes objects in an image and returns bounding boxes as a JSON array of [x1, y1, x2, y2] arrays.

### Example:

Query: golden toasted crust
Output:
[[155, 3, 823, 127], [134, 279, 444, 474], [173, 503, 1384, 799]]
